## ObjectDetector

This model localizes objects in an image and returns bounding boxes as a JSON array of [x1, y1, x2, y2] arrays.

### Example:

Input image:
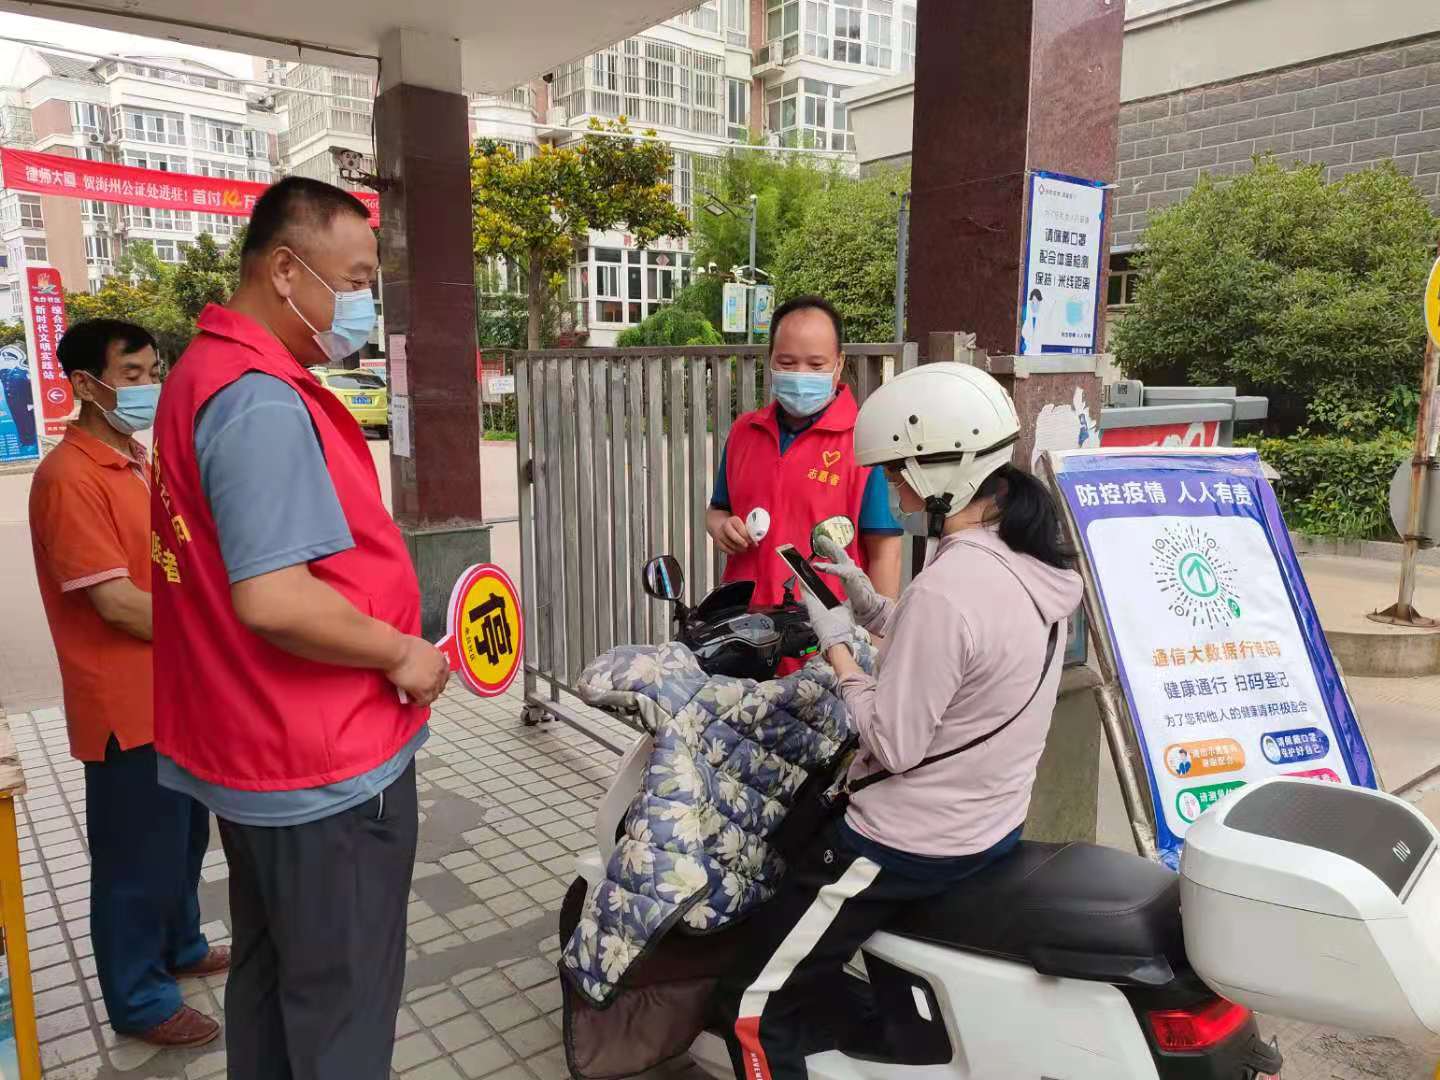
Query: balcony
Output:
[[537, 105, 573, 139]]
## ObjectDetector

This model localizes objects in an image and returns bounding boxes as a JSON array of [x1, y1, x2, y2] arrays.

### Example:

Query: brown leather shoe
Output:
[[170, 946, 231, 979], [137, 1005, 220, 1048]]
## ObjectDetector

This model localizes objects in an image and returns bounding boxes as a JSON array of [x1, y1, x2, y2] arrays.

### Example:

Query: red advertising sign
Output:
[[1100, 420, 1221, 449], [1, 148, 380, 226], [26, 267, 71, 436]]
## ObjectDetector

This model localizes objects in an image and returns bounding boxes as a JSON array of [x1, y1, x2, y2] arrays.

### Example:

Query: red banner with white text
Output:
[[0, 148, 380, 226], [26, 267, 72, 436], [1099, 420, 1221, 449]]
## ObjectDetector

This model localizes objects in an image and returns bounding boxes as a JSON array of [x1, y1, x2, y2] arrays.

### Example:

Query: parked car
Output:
[[310, 367, 388, 434]]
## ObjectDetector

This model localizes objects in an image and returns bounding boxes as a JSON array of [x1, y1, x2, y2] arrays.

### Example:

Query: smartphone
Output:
[[775, 544, 842, 610]]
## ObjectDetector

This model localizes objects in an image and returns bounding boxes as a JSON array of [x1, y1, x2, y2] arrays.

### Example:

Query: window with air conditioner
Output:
[[727, 79, 750, 141], [69, 101, 106, 136], [725, 0, 750, 46], [18, 197, 43, 231]]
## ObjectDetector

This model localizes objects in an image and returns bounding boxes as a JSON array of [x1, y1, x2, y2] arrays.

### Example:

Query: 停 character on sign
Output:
[[470, 592, 514, 665]]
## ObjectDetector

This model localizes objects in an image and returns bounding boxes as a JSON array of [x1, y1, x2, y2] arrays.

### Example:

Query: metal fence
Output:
[[513, 343, 918, 743]]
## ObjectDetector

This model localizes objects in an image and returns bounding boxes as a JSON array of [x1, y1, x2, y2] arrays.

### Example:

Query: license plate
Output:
[[351, 395, 371, 405]]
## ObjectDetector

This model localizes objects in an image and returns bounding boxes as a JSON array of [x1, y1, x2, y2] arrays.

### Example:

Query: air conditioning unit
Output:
[[1104, 379, 1144, 408]]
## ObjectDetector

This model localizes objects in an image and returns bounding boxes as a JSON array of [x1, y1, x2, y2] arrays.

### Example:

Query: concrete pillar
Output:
[[375, 29, 489, 638], [905, 6, 1123, 834], [906, 0, 1124, 355]]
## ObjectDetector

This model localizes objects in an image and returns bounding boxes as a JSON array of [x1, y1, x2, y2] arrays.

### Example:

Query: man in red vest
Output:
[[151, 177, 449, 1080], [706, 295, 901, 626]]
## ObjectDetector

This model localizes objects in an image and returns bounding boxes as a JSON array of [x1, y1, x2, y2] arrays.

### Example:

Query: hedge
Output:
[[1240, 432, 1411, 540]]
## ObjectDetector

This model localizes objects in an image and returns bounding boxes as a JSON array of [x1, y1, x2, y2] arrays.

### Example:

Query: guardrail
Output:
[[511, 343, 917, 744]]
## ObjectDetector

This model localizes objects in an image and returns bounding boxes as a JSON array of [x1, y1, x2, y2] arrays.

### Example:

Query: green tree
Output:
[[172, 229, 245, 318], [616, 305, 723, 347], [65, 240, 192, 360], [686, 150, 842, 328], [470, 119, 690, 349], [771, 164, 908, 343], [0, 321, 24, 347], [692, 151, 841, 269], [1113, 157, 1437, 436], [476, 290, 563, 350]]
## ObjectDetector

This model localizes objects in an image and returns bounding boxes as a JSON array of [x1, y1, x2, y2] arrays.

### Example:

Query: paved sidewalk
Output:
[[6, 688, 705, 1080], [3, 454, 1437, 1078]]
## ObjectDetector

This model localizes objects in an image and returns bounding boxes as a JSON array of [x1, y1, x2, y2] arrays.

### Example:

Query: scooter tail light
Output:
[[1147, 997, 1253, 1052]]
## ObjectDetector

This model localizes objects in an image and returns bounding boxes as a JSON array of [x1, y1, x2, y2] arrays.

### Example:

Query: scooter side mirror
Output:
[[811, 515, 856, 555], [642, 555, 686, 603]]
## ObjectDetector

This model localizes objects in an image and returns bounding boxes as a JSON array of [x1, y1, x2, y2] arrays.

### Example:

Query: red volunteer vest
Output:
[[722, 387, 871, 610], [151, 304, 426, 791]]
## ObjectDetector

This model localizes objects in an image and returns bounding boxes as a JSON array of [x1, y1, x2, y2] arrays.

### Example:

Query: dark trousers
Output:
[[711, 821, 1014, 1080], [85, 738, 210, 1033], [218, 761, 418, 1080]]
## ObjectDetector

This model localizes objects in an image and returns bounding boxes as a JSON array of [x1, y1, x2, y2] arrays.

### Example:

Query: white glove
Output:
[[812, 535, 894, 632], [801, 585, 857, 654]]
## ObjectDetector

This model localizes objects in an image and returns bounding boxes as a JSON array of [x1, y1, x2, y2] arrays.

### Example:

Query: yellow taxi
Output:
[[310, 367, 388, 434]]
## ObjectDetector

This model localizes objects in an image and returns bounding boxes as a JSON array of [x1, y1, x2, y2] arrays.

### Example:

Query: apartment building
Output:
[[0, 5, 916, 338], [753, 0, 917, 152], [473, 0, 917, 342], [0, 49, 280, 321], [266, 62, 377, 192]]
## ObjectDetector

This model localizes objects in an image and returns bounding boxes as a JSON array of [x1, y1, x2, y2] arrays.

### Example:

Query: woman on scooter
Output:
[[712, 362, 1084, 1080]]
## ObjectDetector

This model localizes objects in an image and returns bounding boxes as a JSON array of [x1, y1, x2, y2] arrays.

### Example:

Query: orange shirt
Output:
[[29, 424, 153, 762]]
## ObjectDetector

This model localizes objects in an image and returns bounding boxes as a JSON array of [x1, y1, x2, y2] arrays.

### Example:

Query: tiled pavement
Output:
[[7, 685, 703, 1080]]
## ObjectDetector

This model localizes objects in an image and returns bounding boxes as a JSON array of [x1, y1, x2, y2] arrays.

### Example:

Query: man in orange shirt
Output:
[[29, 319, 227, 1048]]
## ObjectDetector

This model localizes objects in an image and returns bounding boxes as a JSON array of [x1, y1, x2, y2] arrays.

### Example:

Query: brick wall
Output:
[[1112, 34, 1440, 249]]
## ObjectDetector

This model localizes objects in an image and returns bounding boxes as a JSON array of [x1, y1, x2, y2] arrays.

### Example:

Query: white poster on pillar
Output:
[[1019, 171, 1106, 356]]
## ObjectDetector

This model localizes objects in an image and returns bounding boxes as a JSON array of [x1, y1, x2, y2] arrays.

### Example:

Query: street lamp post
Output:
[[704, 192, 762, 342], [747, 193, 758, 345], [895, 190, 911, 344]]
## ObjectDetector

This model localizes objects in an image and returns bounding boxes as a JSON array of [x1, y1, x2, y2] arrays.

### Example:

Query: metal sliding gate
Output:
[[513, 343, 916, 747]]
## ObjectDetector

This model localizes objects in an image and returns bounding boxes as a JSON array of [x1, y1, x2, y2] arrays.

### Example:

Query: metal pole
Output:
[[1377, 334, 1438, 625], [895, 190, 911, 344], [1369, 252, 1440, 629], [747, 194, 758, 345]]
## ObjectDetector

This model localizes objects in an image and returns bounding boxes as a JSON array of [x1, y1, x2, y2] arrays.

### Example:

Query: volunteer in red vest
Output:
[[706, 295, 901, 624], [150, 177, 449, 1080]]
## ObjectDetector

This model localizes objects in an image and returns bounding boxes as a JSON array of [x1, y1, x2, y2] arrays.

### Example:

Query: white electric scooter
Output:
[[572, 731, 1440, 1079], [564, 550, 1440, 1079]]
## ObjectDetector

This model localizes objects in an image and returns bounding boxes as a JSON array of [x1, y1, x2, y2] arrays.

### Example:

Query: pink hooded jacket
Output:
[[839, 526, 1083, 857]]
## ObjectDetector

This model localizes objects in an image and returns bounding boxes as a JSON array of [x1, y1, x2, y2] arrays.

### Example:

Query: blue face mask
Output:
[[886, 479, 932, 537], [91, 377, 159, 435], [288, 253, 376, 363], [771, 368, 838, 418]]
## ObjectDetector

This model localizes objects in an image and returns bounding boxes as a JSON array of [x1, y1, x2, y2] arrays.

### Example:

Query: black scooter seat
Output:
[[883, 841, 1186, 988]]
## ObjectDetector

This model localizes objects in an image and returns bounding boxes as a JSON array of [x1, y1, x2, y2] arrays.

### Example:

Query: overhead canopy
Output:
[[0, 0, 696, 91]]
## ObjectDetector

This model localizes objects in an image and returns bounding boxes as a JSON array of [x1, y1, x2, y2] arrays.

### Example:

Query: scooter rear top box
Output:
[[1180, 777, 1440, 1049]]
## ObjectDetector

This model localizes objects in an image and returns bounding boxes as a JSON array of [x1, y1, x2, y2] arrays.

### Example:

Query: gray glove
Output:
[[812, 535, 894, 632], [800, 585, 857, 654]]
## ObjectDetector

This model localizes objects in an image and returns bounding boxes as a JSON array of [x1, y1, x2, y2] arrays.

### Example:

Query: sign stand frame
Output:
[[1040, 451, 1161, 860], [1040, 447, 1379, 865]]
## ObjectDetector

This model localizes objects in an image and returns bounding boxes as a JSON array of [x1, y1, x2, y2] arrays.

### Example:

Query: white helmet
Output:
[[854, 363, 1020, 536]]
